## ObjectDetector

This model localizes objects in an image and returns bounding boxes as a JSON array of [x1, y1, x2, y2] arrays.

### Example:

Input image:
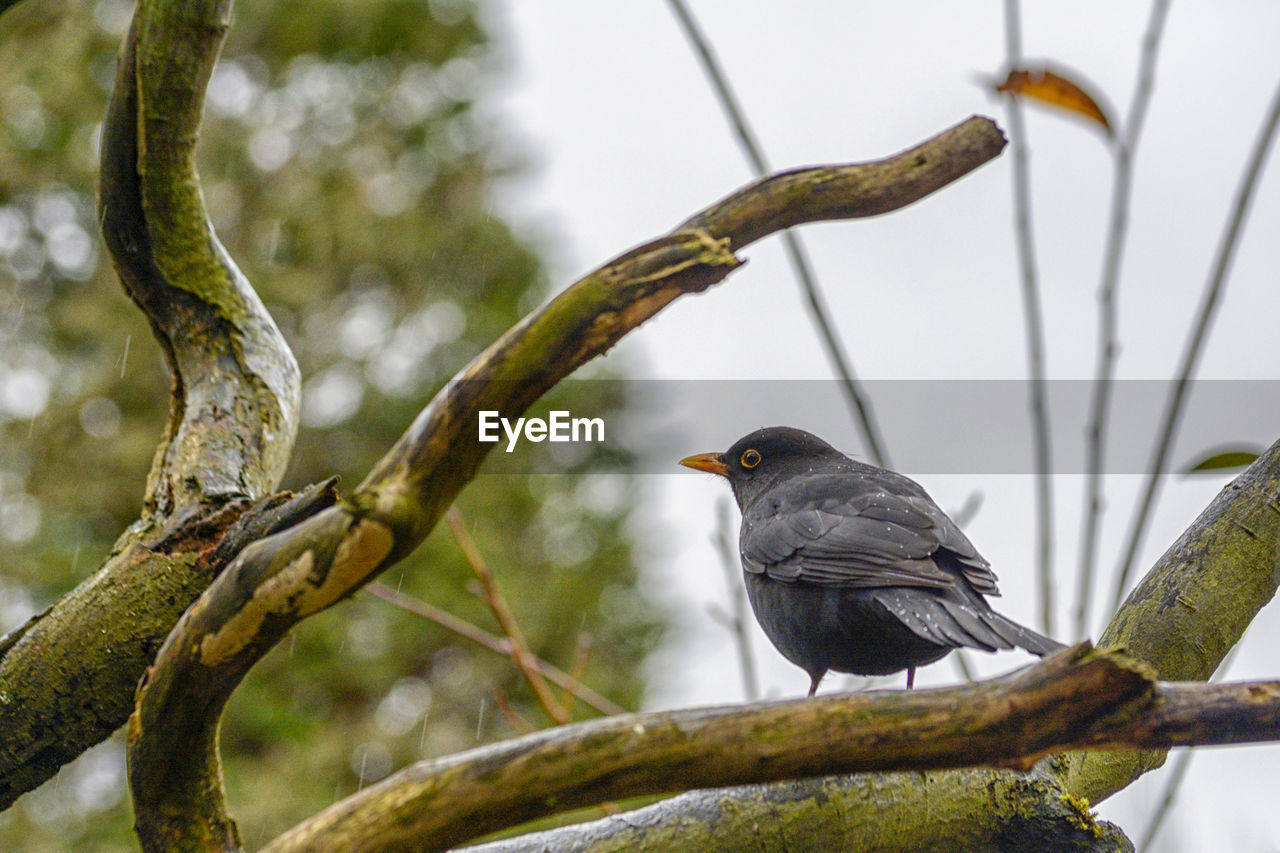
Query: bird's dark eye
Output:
[[740, 449, 761, 469]]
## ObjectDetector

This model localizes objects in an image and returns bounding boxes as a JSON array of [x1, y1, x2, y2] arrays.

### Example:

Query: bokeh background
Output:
[[2, 1, 1278, 850]]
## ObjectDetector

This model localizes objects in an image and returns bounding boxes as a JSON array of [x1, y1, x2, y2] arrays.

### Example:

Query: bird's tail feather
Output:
[[873, 590, 1064, 656], [984, 610, 1064, 656]]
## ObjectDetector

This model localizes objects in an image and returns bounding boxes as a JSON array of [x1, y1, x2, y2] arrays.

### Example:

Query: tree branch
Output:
[[99, 0, 300, 515], [263, 646, 1280, 853], [0, 0, 302, 812], [124, 115, 1007, 849], [460, 772, 1134, 853], [1074, 0, 1172, 640], [1063, 434, 1280, 802], [1000, 0, 1056, 637]]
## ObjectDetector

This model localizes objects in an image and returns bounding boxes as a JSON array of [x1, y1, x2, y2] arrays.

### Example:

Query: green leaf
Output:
[[1180, 446, 1263, 475]]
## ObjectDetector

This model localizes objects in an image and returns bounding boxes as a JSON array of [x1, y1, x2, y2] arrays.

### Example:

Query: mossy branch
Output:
[[0, 0, 302, 809], [463, 770, 1133, 853], [1062, 435, 1280, 801], [99, 0, 300, 515], [261, 647, 1280, 853]]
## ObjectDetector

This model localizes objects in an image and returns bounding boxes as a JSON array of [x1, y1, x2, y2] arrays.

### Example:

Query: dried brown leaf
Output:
[[996, 67, 1114, 136]]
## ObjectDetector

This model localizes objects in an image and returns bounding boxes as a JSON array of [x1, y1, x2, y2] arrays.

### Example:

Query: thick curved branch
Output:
[[100, 0, 300, 513], [357, 116, 1006, 525], [263, 647, 1280, 853], [125, 115, 1007, 849], [1062, 435, 1280, 801], [0, 0, 301, 808]]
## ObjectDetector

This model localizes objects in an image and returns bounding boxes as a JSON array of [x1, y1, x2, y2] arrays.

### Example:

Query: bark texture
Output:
[[0, 0, 301, 808]]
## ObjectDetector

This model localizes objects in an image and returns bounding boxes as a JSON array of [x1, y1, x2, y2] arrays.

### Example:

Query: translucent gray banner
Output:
[[455, 379, 1277, 475]]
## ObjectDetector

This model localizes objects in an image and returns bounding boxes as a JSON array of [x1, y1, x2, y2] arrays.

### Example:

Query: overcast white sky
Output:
[[489, 3, 1280, 851]]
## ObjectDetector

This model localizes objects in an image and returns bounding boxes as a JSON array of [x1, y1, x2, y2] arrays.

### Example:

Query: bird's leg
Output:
[[906, 666, 916, 689], [807, 673, 822, 696]]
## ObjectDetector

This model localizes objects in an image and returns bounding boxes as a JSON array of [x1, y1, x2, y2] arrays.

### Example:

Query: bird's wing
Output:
[[741, 488, 1000, 594]]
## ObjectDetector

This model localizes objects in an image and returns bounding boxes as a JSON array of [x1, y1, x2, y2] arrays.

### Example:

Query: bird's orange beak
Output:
[[679, 452, 729, 477]]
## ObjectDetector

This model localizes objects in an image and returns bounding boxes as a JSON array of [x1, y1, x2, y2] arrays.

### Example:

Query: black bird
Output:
[[680, 426, 1062, 695]]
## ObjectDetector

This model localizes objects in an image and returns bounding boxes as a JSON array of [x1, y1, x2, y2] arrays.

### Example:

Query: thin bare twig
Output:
[[487, 686, 537, 735], [1110, 74, 1280, 614], [447, 508, 569, 724], [664, 0, 891, 467], [951, 493, 980, 684], [1140, 747, 1194, 849], [1001, 0, 1055, 636], [364, 582, 625, 717], [1139, 643, 1240, 850], [366, 583, 507, 655], [558, 633, 593, 716], [948, 491, 984, 529], [713, 497, 759, 700], [1075, 0, 1171, 640]]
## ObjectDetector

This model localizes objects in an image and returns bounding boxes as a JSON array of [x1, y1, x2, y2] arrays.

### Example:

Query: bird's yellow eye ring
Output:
[[740, 449, 761, 468]]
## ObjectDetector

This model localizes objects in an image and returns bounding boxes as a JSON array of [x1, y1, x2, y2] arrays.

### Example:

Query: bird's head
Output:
[[679, 426, 848, 507]]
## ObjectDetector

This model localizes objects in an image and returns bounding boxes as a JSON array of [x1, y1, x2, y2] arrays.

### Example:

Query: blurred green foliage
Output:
[[0, 0, 661, 848]]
